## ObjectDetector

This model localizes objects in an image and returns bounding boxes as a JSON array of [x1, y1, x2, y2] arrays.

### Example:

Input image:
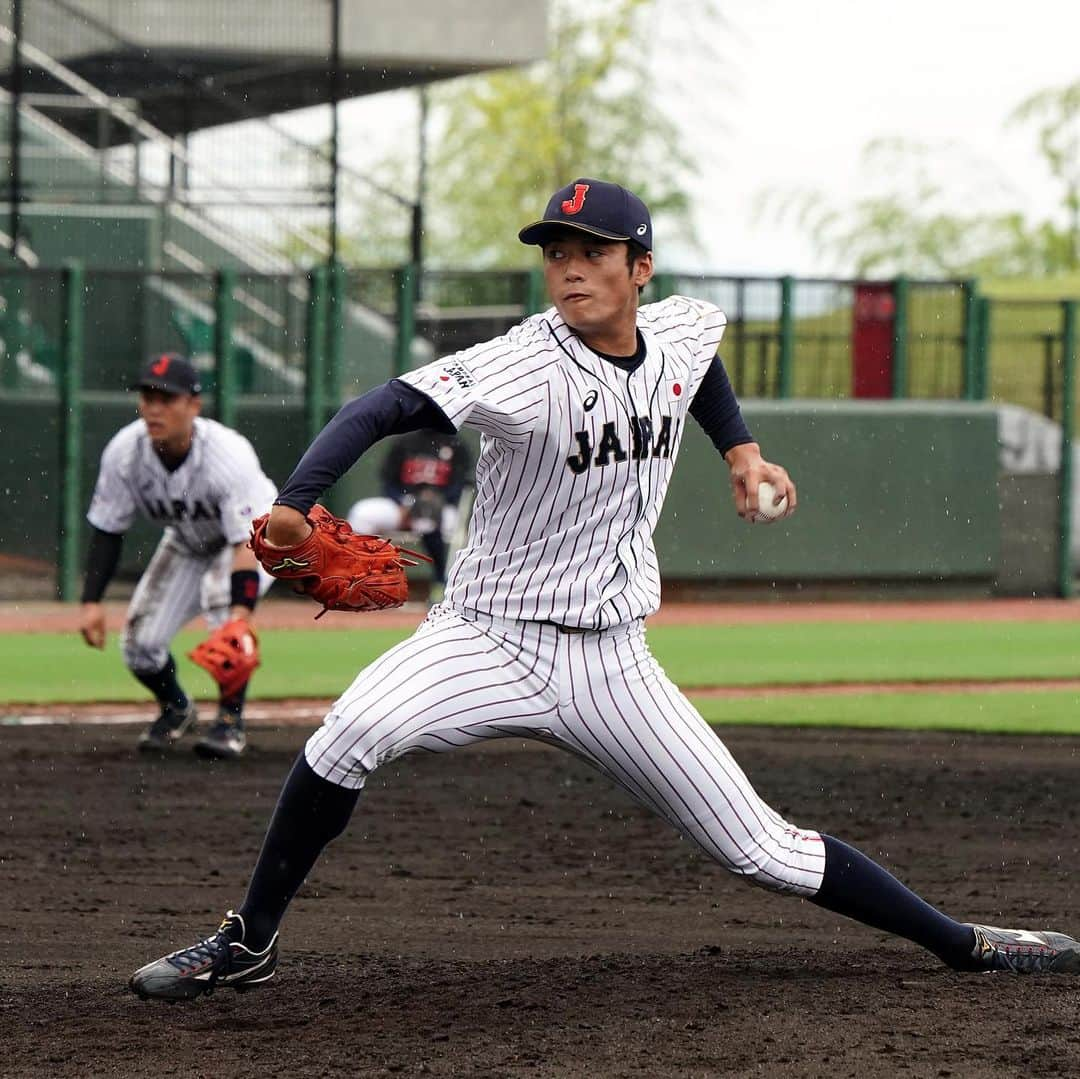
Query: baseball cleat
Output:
[[193, 713, 247, 759], [137, 700, 198, 752], [965, 924, 1080, 973], [129, 911, 277, 1001]]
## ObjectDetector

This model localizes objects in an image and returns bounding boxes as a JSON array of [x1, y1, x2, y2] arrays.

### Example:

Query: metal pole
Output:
[[975, 296, 991, 400], [653, 273, 676, 300], [525, 267, 546, 315], [214, 268, 237, 427], [961, 278, 979, 400], [326, 261, 344, 410], [891, 274, 909, 399], [1057, 300, 1076, 598], [395, 264, 416, 377], [58, 262, 85, 602], [778, 275, 795, 399], [412, 86, 428, 296], [733, 278, 746, 395], [329, 0, 341, 265], [9, 0, 23, 251], [305, 266, 328, 445]]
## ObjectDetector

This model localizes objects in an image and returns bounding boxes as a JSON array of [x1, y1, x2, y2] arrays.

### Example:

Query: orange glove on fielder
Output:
[[249, 504, 430, 619], [188, 619, 260, 698]]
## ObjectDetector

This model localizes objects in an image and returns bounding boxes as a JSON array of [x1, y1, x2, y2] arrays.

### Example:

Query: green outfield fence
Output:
[[0, 262, 1076, 598]]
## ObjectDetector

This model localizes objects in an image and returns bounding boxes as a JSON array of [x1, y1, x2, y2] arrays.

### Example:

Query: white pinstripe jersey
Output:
[[87, 417, 277, 556], [401, 294, 727, 628]]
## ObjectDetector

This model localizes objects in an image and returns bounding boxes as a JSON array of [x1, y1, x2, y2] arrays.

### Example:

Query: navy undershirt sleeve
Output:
[[688, 355, 755, 457], [81, 526, 124, 603], [275, 380, 454, 514]]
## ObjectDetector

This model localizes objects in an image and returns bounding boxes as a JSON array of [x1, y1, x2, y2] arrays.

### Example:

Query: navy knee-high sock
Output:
[[132, 655, 188, 709], [220, 682, 248, 721], [238, 752, 359, 951], [811, 835, 978, 970]]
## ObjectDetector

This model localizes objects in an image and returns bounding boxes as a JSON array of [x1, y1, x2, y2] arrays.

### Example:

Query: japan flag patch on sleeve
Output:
[[437, 360, 475, 390]]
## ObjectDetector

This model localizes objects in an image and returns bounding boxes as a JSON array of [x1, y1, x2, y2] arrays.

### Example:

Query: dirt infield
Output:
[[3, 722, 1079, 1077]]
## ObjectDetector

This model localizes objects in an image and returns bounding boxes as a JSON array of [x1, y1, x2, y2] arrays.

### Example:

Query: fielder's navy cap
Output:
[[518, 178, 653, 251], [132, 352, 202, 396]]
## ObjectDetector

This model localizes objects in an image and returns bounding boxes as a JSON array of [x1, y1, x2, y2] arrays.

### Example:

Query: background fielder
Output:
[[130, 178, 1080, 1001], [346, 427, 471, 603], [79, 353, 276, 759]]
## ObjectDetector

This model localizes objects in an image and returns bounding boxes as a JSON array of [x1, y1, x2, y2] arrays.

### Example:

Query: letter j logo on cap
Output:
[[561, 183, 590, 215]]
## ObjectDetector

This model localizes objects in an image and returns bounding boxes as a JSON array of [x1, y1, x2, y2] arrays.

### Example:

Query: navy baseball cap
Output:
[[518, 178, 653, 251], [132, 352, 202, 395]]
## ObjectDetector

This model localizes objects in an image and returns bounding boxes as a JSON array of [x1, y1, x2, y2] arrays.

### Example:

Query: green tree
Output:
[[314, 0, 721, 270], [1008, 80, 1080, 272], [759, 80, 1080, 278]]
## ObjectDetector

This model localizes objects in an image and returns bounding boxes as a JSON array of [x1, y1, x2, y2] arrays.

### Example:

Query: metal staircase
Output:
[[0, 20, 426, 395]]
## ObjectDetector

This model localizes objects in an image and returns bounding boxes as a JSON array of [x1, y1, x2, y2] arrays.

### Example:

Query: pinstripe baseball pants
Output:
[[121, 531, 273, 674], [306, 605, 826, 896]]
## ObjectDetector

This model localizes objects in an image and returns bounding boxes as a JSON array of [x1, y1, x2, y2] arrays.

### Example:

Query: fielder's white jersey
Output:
[[87, 417, 277, 556], [400, 295, 727, 628]]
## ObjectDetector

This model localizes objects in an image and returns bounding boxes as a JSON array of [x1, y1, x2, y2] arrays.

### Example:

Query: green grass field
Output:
[[694, 689, 1080, 735], [2, 619, 1078, 735]]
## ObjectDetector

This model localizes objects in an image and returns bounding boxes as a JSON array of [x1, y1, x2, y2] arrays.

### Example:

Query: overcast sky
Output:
[[280, 0, 1080, 276], [699, 1, 1080, 274]]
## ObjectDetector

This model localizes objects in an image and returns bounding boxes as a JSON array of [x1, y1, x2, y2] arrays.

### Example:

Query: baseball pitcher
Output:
[[130, 181, 1080, 1000]]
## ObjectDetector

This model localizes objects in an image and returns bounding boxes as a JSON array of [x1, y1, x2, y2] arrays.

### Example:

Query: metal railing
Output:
[[1, 262, 1076, 598]]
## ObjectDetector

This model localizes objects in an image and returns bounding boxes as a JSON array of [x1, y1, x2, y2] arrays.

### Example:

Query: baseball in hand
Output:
[[752, 480, 788, 523]]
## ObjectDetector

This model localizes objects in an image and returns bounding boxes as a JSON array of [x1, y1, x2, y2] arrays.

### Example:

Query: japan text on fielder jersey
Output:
[[87, 417, 277, 555], [400, 294, 727, 628]]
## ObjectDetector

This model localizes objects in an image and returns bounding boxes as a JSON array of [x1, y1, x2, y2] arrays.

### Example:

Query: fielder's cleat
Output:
[[965, 923, 1080, 973], [193, 712, 247, 760], [129, 911, 277, 1001], [137, 699, 198, 752]]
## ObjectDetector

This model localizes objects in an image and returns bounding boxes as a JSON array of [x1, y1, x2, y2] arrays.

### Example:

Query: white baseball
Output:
[[753, 480, 788, 523]]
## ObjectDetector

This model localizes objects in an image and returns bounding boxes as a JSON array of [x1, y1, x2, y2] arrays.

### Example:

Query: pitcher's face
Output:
[[543, 236, 653, 341]]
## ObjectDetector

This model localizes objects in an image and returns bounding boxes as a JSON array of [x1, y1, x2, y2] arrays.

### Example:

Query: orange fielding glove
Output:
[[188, 618, 260, 698]]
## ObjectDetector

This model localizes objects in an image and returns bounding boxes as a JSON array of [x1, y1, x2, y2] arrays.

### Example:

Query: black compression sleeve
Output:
[[230, 569, 260, 611], [275, 379, 453, 514], [81, 527, 124, 603], [688, 355, 755, 457]]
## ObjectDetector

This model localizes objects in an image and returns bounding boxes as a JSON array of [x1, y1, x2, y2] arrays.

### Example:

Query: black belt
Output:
[[541, 621, 590, 635]]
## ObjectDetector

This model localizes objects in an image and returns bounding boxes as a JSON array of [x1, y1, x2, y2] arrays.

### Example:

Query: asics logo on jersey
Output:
[[561, 184, 590, 215], [583, 390, 598, 411], [270, 557, 311, 572], [566, 415, 674, 474]]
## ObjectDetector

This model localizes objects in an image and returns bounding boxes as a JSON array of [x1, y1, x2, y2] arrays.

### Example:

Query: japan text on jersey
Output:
[[401, 295, 726, 628], [87, 417, 277, 555]]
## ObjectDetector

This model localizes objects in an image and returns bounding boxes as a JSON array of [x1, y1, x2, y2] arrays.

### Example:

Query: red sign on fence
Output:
[[852, 283, 896, 398]]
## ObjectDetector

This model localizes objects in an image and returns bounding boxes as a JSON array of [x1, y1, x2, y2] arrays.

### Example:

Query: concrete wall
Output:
[[655, 400, 1001, 585], [2, 397, 1021, 594]]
